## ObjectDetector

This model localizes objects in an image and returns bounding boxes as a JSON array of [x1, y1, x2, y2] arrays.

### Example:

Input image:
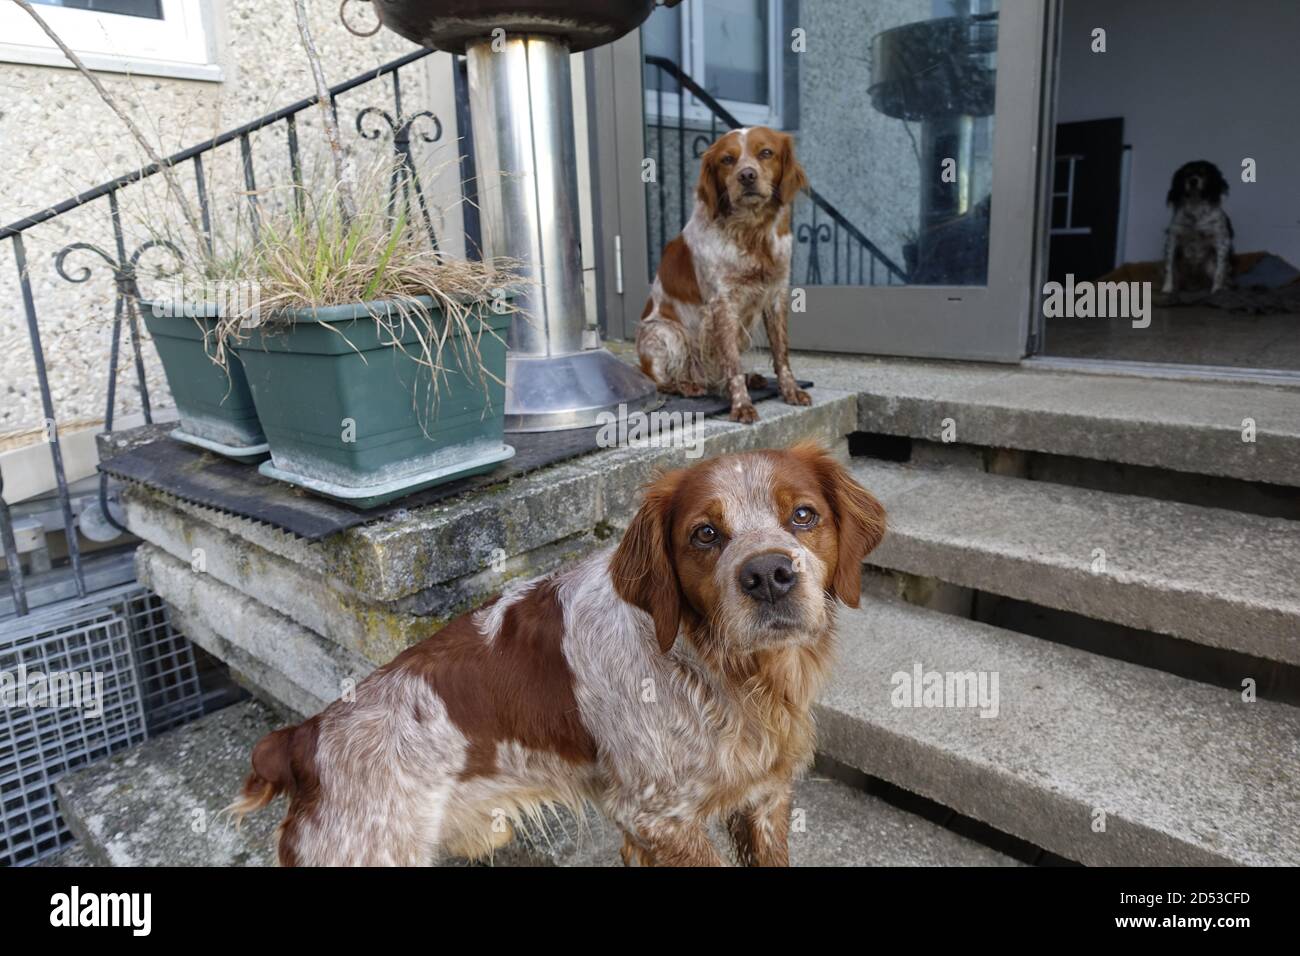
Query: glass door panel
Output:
[[624, 0, 1048, 361]]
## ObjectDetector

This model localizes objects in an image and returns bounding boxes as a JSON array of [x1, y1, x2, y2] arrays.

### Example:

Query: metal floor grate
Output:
[[122, 590, 204, 735], [0, 584, 204, 865]]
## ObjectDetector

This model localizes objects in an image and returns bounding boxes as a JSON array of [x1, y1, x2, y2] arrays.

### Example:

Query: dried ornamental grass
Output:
[[181, 162, 530, 425]]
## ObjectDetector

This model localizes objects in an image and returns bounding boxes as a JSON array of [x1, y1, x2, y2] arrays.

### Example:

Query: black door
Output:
[[1048, 118, 1124, 283]]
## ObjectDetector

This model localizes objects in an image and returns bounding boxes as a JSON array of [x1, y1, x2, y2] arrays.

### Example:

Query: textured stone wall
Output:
[[0, 1, 466, 446]]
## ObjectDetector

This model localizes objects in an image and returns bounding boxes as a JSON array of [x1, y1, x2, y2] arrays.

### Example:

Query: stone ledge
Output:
[[136, 544, 370, 717], [336, 389, 857, 601], [122, 390, 857, 661]]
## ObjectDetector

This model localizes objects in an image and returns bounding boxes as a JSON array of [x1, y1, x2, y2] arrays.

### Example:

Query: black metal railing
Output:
[[0, 48, 476, 619], [643, 55, 908, 287]]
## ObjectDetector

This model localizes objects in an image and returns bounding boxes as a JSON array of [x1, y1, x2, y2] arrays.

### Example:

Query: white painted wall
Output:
[[1057, 0, 1300, 266]]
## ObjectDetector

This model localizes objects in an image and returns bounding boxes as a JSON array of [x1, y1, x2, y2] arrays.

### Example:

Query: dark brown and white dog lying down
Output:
[[233, 443, 885, 866]]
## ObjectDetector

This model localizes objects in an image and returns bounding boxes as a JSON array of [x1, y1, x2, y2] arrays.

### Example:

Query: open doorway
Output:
[[1040, 0, 1300, 372]]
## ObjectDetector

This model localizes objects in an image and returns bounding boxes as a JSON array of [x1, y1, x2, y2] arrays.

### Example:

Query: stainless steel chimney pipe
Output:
[[465, 34, 657, 432]]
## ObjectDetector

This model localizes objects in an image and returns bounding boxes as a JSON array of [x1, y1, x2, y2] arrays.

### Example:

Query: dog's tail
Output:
[[227, 726, 297, 824]]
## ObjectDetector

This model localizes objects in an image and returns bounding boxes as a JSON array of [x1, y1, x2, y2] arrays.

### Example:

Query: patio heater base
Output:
[[506, 347, 660, 433], [377, 3, 665, 432]]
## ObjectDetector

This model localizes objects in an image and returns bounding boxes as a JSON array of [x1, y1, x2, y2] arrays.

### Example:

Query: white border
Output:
[[0, 0, 221, 83]]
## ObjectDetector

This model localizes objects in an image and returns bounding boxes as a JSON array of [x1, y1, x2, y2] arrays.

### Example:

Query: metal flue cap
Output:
[[374, 0, 680, 54]]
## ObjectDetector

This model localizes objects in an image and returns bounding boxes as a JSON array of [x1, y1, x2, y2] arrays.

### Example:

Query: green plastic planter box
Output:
[[140, 303, 269, 462], [234, 296, 514, 508]]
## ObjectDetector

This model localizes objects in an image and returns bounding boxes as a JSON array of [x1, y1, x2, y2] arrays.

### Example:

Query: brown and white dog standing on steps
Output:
[[637, 127, 810, 424], [232, 443, 885, 866]]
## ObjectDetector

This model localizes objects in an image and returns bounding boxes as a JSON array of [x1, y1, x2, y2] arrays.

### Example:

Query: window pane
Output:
[[703, 0, 769, 104], [642, 2, 683, 95], [777, 0, 999, 286], [32, 0, 163, 19]]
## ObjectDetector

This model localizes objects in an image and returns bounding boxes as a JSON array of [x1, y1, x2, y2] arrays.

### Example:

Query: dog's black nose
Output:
[[737, 166, 758, 186], [739, 553, 796, 603]]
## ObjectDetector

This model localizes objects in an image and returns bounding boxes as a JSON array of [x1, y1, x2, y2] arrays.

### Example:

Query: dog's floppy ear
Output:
[[777, 132, 808, 206], [696, 140, 730, 219], [610, 470, 688, 652], [1166, 165, 1186, 206], [790, 441, 886, 608]]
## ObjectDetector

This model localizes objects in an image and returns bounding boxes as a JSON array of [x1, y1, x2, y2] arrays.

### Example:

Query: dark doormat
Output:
[[100, 379, 811, 541]]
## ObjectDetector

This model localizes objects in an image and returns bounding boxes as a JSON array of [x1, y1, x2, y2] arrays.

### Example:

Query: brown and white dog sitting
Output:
[[232, 443, 885, 866], [637, 127, 810, 424]]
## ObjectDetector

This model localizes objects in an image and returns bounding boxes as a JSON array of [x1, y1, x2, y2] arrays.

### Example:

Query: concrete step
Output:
[[853, 458, 1300, 665], [32, 842, 98, 867], [793, 353, 1300, 486], [58, 701, 284, 867], [504, 775, 1022, 867], [57, 700, 1018, 867], [816, 597, 1300, 866]]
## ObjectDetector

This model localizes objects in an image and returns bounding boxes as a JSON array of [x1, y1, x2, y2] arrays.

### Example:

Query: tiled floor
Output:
[[1045, 306, 1300, 370]]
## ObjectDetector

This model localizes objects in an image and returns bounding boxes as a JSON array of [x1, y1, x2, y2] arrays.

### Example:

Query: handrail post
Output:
[[0, 473, 28, 617], [12, 233, 86, 601]]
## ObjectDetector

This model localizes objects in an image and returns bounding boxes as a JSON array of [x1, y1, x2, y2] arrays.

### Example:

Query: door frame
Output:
[[1025, 0, 1300, 386], [589, 2, 1054, 362], [587, 33, 653, 343]]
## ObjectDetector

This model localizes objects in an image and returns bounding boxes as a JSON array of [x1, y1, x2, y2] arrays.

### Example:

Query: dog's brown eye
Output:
[[791, 506, 818, 529], [691, 524, 720, 547], [721, 155, 736, 166], [759, 148, 774, 159]]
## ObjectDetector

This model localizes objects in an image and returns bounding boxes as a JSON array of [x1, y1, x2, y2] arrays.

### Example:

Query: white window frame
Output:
[[0, 0, 221, 83], [644, 0, 782, 129]]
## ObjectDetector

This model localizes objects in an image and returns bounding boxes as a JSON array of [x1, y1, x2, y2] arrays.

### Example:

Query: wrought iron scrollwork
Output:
[[797, 221, 832, 286], [55, 237, 183, 299], [53, 231, 184, 536], [339, 0, 382, 38], [355, 106, 443, 250]]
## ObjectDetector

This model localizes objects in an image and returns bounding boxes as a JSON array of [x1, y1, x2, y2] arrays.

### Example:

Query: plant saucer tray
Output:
[[169, 427, 270, 465], [257, 440, 514, 509]]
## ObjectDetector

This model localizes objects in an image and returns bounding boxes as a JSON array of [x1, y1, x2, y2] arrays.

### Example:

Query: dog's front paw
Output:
[[675, 381, 708, 397], [782, 387, 812, 406], [1161, 280, 1175, 295], [730, 402, 760, 424]]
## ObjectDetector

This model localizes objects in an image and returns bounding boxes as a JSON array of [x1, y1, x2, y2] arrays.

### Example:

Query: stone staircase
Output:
[[53, 700, 1019, 867], [54, 356, 1300, 866]]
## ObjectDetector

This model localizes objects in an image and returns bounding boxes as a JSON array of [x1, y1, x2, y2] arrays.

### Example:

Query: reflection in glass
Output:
[[642, 0, 1000, 288]]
